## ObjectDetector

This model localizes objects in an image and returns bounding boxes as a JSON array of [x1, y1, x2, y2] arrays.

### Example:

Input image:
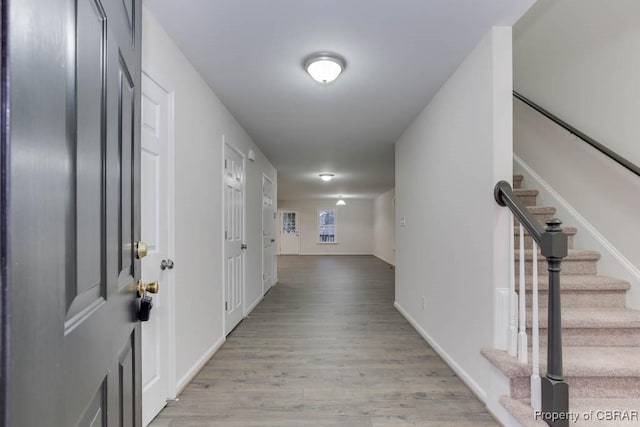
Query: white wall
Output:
[[514, 0, 640, 166], [277, 199, 373, 255], [142, 8, 277, 392], [514, 99, 640, 307], [394, 27, 513, 402], [373, 189, 395, 265]]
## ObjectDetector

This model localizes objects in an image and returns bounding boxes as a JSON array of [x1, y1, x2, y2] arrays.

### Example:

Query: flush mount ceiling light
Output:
[[336, 197, 346, 206], [319, 173, 334, 182], [304, 52, 346, 84]]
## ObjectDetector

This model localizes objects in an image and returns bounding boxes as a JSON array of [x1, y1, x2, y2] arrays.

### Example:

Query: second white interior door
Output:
[[224, 142, 245, 335]]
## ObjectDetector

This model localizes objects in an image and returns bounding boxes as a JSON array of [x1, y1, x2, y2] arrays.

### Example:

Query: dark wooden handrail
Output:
[[495, 180, 569, 427], [514, 91, 640, 178]]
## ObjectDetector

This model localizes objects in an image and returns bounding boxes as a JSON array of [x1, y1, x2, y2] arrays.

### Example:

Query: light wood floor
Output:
[[150, 255, 497, 426]]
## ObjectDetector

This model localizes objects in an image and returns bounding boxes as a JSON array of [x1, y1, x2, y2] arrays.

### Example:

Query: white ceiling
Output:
[[145, 0, 528, 200]]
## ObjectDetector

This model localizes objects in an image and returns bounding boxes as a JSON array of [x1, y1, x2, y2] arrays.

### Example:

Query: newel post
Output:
[[540, 218, 569, 427]]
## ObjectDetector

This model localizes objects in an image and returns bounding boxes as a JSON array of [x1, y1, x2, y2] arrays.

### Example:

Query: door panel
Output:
[[224, 143, 245, 335], [262, 176, 274, 292], [7, 0, 142, 425]]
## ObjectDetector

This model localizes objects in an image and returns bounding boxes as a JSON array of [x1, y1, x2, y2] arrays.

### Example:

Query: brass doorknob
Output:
[[137, 280, 159, 297], [136, 241, 148, 259]]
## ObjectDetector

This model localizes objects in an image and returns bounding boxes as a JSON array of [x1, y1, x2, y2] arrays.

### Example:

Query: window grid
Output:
[[318, 208, 336, 243]]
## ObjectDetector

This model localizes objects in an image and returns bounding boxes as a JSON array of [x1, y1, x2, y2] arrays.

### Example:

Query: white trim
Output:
[[298, 252, 371, 256], [373, 253, 395, 267], [514, 154, 640, 308], [493, 288, 509, 350], [244, 294, 263, 317], [220, 136, 226, 336], [394, 301, 487, 402], [165, 88, 177, 399], [176, 335, 225, 395]]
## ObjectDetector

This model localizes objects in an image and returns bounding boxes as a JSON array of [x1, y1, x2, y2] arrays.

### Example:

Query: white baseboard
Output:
[[393, 301, 487, 402], [176, 335, 225, 395], [514, 154, 640, 309], [298, 252, 372, 256], [373, 253, 395, 267], [244, 294, 263, 317]]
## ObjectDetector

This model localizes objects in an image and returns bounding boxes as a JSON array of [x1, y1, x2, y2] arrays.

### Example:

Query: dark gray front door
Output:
[[4, 0, 142, 425]]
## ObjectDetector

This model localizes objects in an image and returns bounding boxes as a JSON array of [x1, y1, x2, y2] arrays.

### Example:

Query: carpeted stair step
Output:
[[515, 206, 557, 227], [482, 347, 640, 399], [499, 395, 640, 426], [513, 174, 523, 189], [514, 226, 576, 249], [518, 275, 630, 309], [515, 188, 538, 206], [526, 307, 640, 347], [515, 249, 600, 275]]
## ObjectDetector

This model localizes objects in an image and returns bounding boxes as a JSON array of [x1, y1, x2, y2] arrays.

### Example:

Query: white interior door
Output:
[[141, 74, 175, 425], [279, 210, 300, 254], [262, 175, 274, 292], [224, 142, 245, 335]]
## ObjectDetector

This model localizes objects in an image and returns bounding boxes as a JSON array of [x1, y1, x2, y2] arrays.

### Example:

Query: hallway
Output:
[[150, 256, 496, 426]]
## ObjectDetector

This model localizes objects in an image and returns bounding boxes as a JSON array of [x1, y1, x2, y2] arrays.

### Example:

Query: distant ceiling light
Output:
[[319, 173, 334, 182], [304, 53, 346, 84], [336, 198, 346, 206]]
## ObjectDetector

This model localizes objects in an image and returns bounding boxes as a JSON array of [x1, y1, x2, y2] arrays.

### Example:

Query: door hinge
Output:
[[225, 301, 228, 311]]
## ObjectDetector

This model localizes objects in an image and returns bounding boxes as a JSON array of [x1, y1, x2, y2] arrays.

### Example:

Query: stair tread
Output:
[[517, 275, 630, 291], [500, 395, 640, 426], [482, 346, 640, 378], [515, 249, 601, 260], [527, 307, 640, 329]]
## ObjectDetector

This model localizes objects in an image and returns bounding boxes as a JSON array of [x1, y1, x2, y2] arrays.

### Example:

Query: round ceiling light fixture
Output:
[[304, 52, 346, 84], [319, 173, 335, 182], [336, 196, 346, 206]]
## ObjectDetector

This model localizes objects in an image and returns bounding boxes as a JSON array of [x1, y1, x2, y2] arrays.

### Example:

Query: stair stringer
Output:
[[486, 359, 523, 426]]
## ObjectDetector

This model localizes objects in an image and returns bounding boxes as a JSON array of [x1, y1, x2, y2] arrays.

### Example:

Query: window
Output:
[[318, 208, 336, 243], [282, 212, 297, 234]]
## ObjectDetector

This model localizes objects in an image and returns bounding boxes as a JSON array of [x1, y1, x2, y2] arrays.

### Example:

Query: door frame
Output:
[[278, 209, 300, 255], [140, 71, 178, 403], [221, 136, 246, 335], [1, 1, 9, 420]]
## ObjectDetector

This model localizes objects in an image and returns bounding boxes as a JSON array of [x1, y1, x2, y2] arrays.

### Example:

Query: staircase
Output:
[[483, 175, 640, 426]]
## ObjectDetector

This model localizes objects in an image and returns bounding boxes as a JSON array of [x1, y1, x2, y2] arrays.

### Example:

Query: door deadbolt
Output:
[[135, 241, 148, 259], [241, 244, 247, 250]]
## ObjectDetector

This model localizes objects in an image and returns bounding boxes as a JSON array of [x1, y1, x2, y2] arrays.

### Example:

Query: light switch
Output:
[[399, 216, 406, 227]]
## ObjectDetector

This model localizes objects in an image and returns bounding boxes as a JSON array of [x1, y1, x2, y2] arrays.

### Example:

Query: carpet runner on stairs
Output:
[[482, 174, 640, 426]]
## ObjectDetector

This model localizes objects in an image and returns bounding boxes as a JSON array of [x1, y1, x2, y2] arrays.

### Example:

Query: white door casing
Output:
[[141, 73, 176, 426], [262, 175, 274, 293], [279, 209, 300, 255], [224, 141, 245, 335]]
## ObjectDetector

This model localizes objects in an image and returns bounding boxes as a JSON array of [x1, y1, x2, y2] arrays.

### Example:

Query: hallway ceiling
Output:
[[145, 0, 531, 200]]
